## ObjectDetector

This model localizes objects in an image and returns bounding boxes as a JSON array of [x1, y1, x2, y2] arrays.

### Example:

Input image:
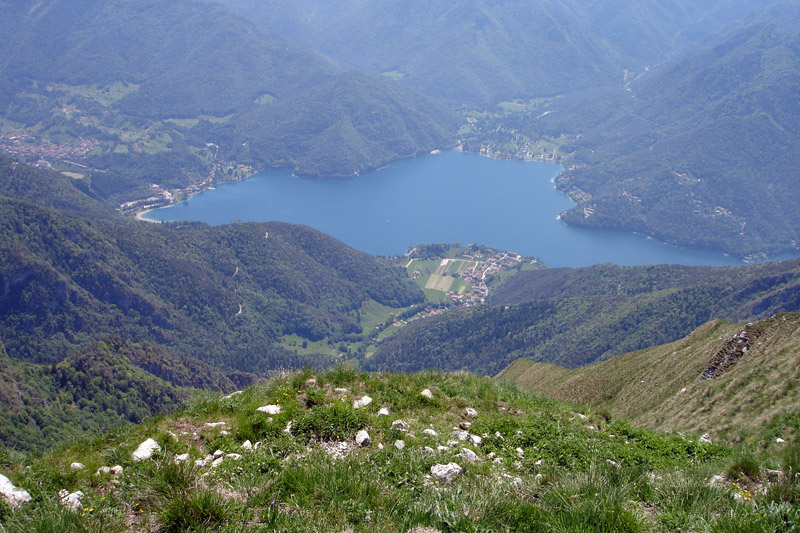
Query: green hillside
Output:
[[217, 0, 797, 106], [497, 313, 800, 441], [540, 25, 800, 259], [365, 260, 800, 375], [3, 367, 797, 531], [0, 0, 457, 203], [0, 162, 423, 371], [0, 338, 254, 452]]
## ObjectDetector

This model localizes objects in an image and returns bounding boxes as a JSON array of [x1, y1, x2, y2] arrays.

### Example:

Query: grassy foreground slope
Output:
[[1, 367, 797, 531], [497, 313, 800, 440]]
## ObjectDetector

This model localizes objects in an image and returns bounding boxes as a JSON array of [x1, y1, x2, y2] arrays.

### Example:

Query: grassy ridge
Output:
[[497, 313, 800, 441], [3, 368, 797, 531]]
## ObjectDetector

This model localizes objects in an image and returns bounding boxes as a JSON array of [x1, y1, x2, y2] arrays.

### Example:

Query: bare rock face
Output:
[[132, 438, 161, 461], [430, 463, 463, 483], [356, 430, 371, 447]]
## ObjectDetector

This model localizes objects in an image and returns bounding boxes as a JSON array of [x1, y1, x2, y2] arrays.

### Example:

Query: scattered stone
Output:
[[226, 453, 243, 461], [70, 462, 85, 470], [204, 422, 226, 428], [284, 421, 293, 435], [132, 438, 161, 461], [699, 434, 712, 444], [174, 453, 190, 463], [465, 407, 478, 418], [110, 465, 124, 475], [516, 447, 524, 457], [501, 473, 523, 485], [709, 475, 725, 486], [468, 434, 482, 446], [459, 448, 479, 462], [353, 396, 373, 409], [535, 460, 544, 467], [446, 440, 460, 447], [257, 405, 281, 415], [458, 422, 472, 430], [422, 446, 435, 454], [59, 489, 84, 512], [422, 428, 438, 437], [195, 458, 209, 468], [452, 430, 470, 441], [392, 419, 410, 431], [254, 441, 263, 450], [378, 407, 390, 417], [431, 463, 463, 483], [305, 378, 317, 387], [679, 388, 688, 394], [493, 458, 502, 464], [213, 450, 225, 459], [535, 473, 544, 482], [437, 446, 449, 451], [95, 466, 111, 476], [211, 457, 224, 468], [407, 527, 442, 533], [584, 425, 596, 431], [0, 474, 31, 507], [222, 391, 243, 400], [378, 443, 384, 450], [420, 389, 434, 400], [241, 440, 253, 450], [574, 413, 588, 420], [606, 459, 621, 469], [220, 430, 230, 436], [334, 388, 349, 394], [356, 430, 371, 447], [766, 469, 785, 482], [494, 431, 504, 441], [321, 441, 352, 460], [394, 440, 406, 450], [777, 438, 786, 444], [734, 492, 745, 502]]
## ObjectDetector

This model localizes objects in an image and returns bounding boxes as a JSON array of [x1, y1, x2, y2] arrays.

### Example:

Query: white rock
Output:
[[431, 463, 463, 483], [284, 421, 293, 435], [59, 489, 84, 512], [468, 434, 482, 446], [516, 447, 524, 457], [353, 396, 373, 409], [534, 459, 544, 466], [225, 453, 242, 461], [174, 453, 190, 463], [204, 422, 225, 428], [110, 465, 123, 475], [70, 462, 85, 470], [305, 378, 317, 387], [356, 430, 371, 447], [709, 474, 725, 486], [132, 438, 161, 461], [394, 440, 406, 450], [194, 459, 209, 468], [222, 391, 243, 400], [220, 430, 230, 436], [378, 443, 384, 450], [211, 457, 224, 468], [241, 440, 253, 450], [452, 430, 470, 441], [0, 474, 31, 507], [437, 446, 449, 451], [493, 458, 502, 464], [420, 389, 434, 400], [777, 438, 786, 444], [459, 448, 479, 462], [766, 469, 784, 481], [699, 434, 712, 444], [458, 422, 472, 430], [378, 407, 390, 417], [422, 446, 435, 453], [574, 413, 588, 420], [392, 419, 410, 431], [257, 405, 281, 415], [606, 459, 621, 468], [213, 449, 224, 459], [446, 440, 460, 447], [494, 431, 504, 441], [465, 407, 478, 418], [422, 428, 438, 437], [95, 466, 111, 476], [535, 473, 544, 482], [334, 388, 349, 394]]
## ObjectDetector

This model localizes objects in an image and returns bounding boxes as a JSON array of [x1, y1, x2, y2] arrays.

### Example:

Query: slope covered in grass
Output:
[[497, 313, 800, 441], [2, 368, 797, 531]]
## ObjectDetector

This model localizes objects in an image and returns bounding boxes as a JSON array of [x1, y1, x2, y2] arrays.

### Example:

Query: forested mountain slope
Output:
[[0, 338, 254, 451], [365, 260, 800, 375], [0, 0, 457, 201], [217, 0, 790, 105], [0, 162, 423, 370], [540, 25, 800, 259]]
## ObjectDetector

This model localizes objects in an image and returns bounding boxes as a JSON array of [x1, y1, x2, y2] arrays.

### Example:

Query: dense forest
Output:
[[366, 259, 800, 375]]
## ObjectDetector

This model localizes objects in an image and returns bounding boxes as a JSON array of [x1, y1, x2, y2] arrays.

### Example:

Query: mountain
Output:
[[0, 0, 457, 204], [216, 0, 791, 106], [364, 260, 800, 375], [497, 313, 800, 440], [5, 367, 795, 532], [538, 25, 800, 259], [0, 161, 424, 370], [0, 338, 254, 451]]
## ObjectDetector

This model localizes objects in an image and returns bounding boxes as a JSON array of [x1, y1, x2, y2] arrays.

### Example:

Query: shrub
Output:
[[294, 402, 369, 442], [726, 453, 761, 482], [159, 489, 232, 532]]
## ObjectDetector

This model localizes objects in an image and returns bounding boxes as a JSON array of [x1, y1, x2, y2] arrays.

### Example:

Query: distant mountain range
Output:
[[0, 0, 457, 203]]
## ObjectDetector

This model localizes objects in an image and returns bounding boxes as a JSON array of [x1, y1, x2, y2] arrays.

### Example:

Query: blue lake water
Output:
[[145, 150, 774, 268]]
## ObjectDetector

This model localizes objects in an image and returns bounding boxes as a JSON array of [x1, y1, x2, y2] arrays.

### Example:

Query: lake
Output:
[[145, 151, 769, 268]]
